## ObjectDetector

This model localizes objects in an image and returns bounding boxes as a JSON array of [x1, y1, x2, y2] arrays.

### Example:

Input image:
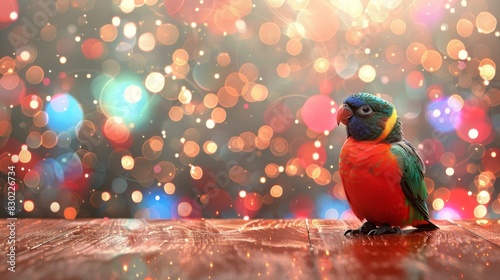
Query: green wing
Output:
[[390, 140, 432, 223]]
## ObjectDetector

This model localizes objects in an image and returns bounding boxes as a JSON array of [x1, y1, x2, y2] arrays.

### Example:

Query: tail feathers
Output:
[[415, 220, 439, 230]]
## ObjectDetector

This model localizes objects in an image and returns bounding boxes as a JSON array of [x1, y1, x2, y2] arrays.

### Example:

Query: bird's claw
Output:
[[344, 229, 359, 236], [367, 224, 401, 236], [345, 222, 401, 236], [344, 221, 377, 236]]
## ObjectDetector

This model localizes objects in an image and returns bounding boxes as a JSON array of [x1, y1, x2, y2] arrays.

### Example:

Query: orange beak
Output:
[[337, 104, 353, 125]]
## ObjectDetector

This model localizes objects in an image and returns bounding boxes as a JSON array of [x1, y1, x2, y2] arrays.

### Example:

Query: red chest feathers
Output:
[[339, 138, 401, 181], [339, 138, 410, 226]]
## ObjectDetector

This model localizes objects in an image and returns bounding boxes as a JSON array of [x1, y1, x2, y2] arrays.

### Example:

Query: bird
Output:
[[336, 92, 438, 235]]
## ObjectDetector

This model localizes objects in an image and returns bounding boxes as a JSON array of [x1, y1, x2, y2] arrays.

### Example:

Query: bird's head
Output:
[[337, 93, 402, 142]]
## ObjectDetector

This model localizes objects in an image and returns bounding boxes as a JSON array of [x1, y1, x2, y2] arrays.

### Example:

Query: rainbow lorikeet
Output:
[[337, 93, 438, 235]]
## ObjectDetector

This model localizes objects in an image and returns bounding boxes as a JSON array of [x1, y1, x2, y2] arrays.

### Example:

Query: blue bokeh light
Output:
[[133, 188, 174, 218], [93, 73, 150, 126], [45, 94, 83, 133], [316, 194, 350, 219], [426, 98, 455, 133]]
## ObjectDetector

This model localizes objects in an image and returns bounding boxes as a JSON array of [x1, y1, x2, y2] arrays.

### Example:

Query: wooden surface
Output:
[[1, 219, 499, 280]]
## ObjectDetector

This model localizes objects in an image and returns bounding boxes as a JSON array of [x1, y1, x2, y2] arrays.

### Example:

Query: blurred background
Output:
[[0, 0, 498, 220]]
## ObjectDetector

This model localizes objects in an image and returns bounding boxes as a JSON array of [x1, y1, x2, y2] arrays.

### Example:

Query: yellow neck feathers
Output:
[[373, 107, 398, 142]]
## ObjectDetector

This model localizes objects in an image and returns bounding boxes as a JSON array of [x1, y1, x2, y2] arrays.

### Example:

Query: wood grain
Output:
[[1, 219, 499, 280], [308, 219, 500, 280], [0, 219, 315, 280], [453, 219, 500, 247]]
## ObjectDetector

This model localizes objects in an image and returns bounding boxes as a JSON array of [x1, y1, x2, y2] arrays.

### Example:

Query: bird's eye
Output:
[[357, 105, 373, 116]]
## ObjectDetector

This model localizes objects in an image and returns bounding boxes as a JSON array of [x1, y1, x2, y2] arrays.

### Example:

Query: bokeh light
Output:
[[301, 95, 338, 133], [45, 93, 84, 133], [0, 0, 18, 29], [0, 0, 498, 220]]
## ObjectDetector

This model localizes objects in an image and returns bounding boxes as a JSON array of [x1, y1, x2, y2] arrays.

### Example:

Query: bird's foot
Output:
[[367, 224, 401, 236], [344, 221, 377, 236]]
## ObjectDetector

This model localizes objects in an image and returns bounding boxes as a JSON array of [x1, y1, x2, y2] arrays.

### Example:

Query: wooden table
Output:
[[1, 219, 499, 280]]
